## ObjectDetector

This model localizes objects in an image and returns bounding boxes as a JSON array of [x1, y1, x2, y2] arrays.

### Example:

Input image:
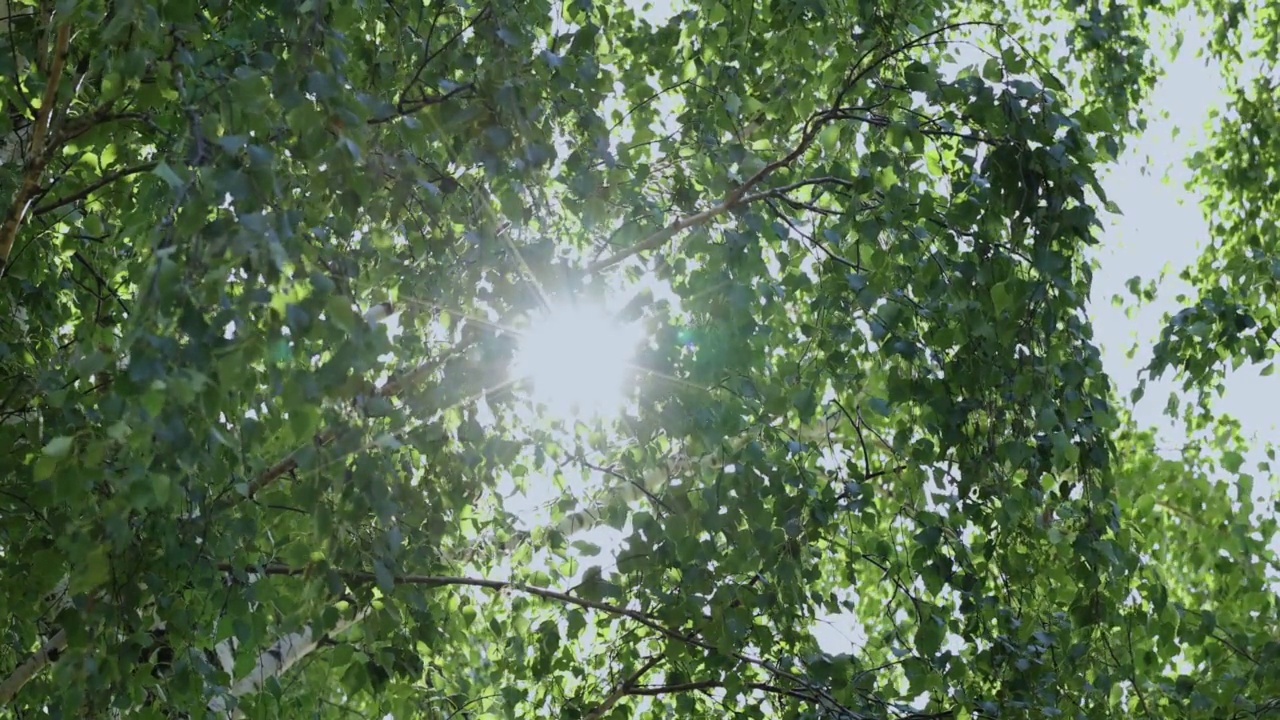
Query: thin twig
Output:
[[627, 678, 815, 703], [399, 3, 489, 111], [370, 82, 475, 125]]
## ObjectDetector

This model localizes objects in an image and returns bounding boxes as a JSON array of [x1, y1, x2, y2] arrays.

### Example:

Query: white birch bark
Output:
[[0, 629, 66, 705], [206, 607, 371, 718]]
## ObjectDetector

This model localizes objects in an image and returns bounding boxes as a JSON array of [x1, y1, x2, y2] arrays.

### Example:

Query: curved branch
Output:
[[585, 111, 834, 274], [627, 677, 815, 704], [586, 21, 1008, 275], [397, 3, 490, 110], [583, 655, 662, 720], [231, 561, 856, 714], [478, 410, 884, 560], [0, 19, 70, 276], [33, 161, 158, 215]]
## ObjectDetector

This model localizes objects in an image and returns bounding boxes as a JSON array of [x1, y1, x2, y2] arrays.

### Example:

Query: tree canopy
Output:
[[1, 0, 1277, 718]]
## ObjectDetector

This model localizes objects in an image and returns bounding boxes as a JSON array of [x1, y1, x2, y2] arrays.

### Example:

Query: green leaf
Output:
[[42, 436, 74, 458], [152, 162, 185, 188], [2, 4, 1278, 718], [1222, 451, 1244, 473], [70, 545, 111, 595], [373, 560, 396, 594]]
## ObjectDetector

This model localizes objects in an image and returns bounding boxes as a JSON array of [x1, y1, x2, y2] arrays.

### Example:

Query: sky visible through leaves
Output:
[[489, 0, 1280, 658], [4, 0, 1280, 716]]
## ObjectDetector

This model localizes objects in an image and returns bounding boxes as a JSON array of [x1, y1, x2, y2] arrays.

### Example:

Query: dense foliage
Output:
[[0, 0, 1276, 718]]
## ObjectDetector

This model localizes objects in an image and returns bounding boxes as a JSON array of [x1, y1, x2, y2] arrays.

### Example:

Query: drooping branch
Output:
[[9, 413, 868, 712], [369, 81, 475, 125], [626, 677, 816, 702], [396, 2, 491, 112], [586, 21, 1008, 275], [0, 121, 32, 167], [0, 18, 71, 277], [585, 96, 858, 274], [228, 333, 470, 504], [584, 164, 801, 274], [0, 574, 78, 705], [228, 562, 859, 715], [475, 409, 889, 561]]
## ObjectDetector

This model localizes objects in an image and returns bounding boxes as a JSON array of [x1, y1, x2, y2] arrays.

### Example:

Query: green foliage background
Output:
[[0, 0, 1276, 718]]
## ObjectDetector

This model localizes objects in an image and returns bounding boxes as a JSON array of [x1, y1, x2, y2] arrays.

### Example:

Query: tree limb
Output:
[[206, 608, 370, 718], [0, 18, 70, 277], [1, 336, 470, 705], [626, 677, 817, 704], [585, 102, 845, 274], [0, 629, 66, 705], [33, 161, 158, 215], [228, 562, 858, 716], [397, 3, 490, 112], [585, 21, 1004, 275], [583, 655, 663, 720]]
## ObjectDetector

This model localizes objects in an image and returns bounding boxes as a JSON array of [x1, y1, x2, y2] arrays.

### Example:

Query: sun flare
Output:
[[513, 304, 644, 421]]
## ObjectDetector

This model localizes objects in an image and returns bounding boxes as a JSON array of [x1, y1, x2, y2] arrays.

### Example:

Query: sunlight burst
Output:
[[513, 304, 643, 421]]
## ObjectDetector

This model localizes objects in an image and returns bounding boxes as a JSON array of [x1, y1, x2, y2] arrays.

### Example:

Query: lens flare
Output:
[[513, 304, 643, 421]]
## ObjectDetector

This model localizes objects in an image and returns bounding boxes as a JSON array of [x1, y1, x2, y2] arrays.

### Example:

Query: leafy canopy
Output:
[[0, 0, 1277, 718]]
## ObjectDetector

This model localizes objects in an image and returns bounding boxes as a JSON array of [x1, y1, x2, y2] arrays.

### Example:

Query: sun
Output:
[[512, 303, 644, 421]]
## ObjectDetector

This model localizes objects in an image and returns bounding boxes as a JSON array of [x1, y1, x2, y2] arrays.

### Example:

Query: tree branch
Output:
[[397, 3, 490, 112], [583, 655, 663, 720], [586, 21, 1005, 275], [51, 109, 147, 148], [206, 608, 370, 719], [225, 562, 858, 716], [626, 677, 816, 704], [369, 81, 475, 125], [2, 330, 474, 704], [33, 161, 158, 215], [586, 102, 845, 274], [228, 330, 473, 505], [0, 630, 66, 705], [0, 18, 71, 277]]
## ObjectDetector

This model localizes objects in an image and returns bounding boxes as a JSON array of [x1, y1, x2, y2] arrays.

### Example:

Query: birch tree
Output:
[[2, 0, 1278, 718]]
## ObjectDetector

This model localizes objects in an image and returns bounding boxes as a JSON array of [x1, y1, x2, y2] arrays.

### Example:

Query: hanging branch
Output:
[[0, 18, 71, 277], [2, 399, 865, 709], [207, 562, 860, 718], [584, 110, 833, 274], [585, 21, 1005, 275], [397, 2, 491, 111], [583, 655, 663, 720]]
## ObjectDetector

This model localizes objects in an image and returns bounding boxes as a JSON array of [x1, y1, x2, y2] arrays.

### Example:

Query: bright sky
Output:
[[1087, 15, 1276, 452]]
